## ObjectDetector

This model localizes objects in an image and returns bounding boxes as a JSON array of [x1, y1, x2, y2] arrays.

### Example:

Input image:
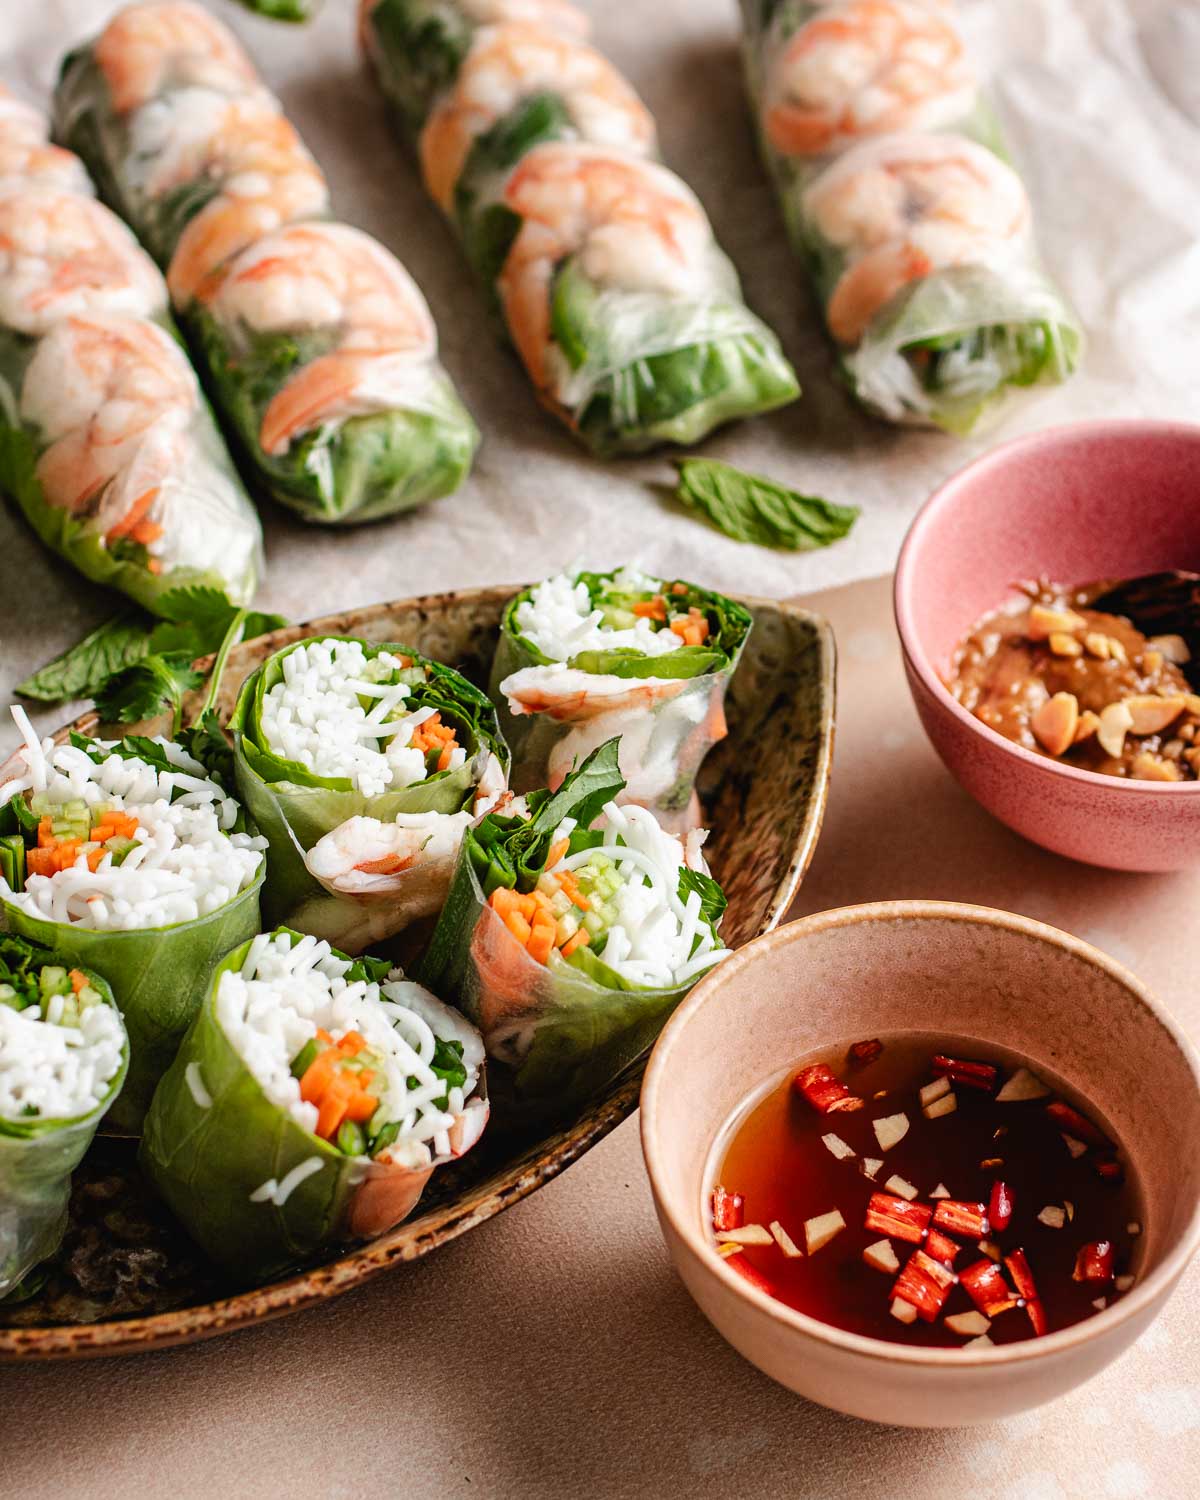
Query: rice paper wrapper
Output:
[[1, 876, 262, 1134], [489, 601, 747, 835], [140, 940, 481, 1282], [0, 961, 128, 1297], [739, 0, 1083, 432], [0, 318, 263, 613], [416, 850, 694, 1125], [230, 639, 509, 943], [361, 0, 799, 455]]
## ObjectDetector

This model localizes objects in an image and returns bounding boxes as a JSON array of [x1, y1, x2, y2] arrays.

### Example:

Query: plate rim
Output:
[[0, 586, 835, 1360]]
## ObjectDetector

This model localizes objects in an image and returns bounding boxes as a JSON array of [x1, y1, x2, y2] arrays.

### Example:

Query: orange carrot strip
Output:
[[436, 744, 454, 773], [343, 1089, 380, 1124], [634, 596, 667, 621], [560, 928, 590, 958], [546, 838, 569, 868], [129, 520, 164, 545], [557, 871, 591, 911], [85, 847, 105, 872], [36, 816, 55, 848], [69, 970, 88, 994], [503, 912, 532, 946], [299, 1048, 339, 1105], [527, 923, 555, 965], [336, 1032, 367, 1057], [316, 1078, 354, 1140], [106, 488, 157, 542]]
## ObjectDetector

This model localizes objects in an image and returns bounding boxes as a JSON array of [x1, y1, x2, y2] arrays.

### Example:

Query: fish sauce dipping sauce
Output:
[[709, 1035, 1143, 1349]]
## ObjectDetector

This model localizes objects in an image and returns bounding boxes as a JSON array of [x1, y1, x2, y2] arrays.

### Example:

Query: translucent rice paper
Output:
[[416, 841, 699, 1124], [490, 575, 751, 833], [360, 0, 800, 454], [739, 0, 1082, 433], [0, 96, 262, 612], [0, 951, 128, 1298], [230, 636, 509, 949], [140, 935, 487, 1282], [55, 2, 478, 524]]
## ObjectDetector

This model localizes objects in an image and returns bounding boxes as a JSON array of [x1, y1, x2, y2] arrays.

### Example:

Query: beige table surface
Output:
[[4, 574, 1199, 1499]]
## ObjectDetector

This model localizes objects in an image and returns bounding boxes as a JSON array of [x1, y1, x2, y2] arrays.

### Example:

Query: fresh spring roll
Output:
[[490, 568, 750, 832], [0, 96, 262, 612], [0, 935, 128, 1297], [0, 708, 265, 1131], [360, 0, 800, 454], [416, 739, 729, 1117], [230, 636, 510, 951], [141, 927, 488, 1281], [739, 0, 1082, 432], [56, 1, 479, 524]]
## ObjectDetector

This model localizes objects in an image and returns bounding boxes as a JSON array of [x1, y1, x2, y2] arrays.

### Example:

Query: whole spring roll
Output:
[[230, 635, 509, 951], [416, 738, 729, 1118], [0, 92, 262, 612], [57, 0, 479, 523], [0, 708, 265, 1131], [141, 927, 488, 1282], [0, 935, 128, 1297], [360, 0, 800, 454], [739, 0, 1082, 432], [491, 567, 750, 832]]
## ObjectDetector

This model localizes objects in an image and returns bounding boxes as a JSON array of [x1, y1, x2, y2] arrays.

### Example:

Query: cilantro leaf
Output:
[[673, 458, 859, 551], [15, 612, 154, 703], [177, 708, 234, 789], [93, 654, 204, 731]]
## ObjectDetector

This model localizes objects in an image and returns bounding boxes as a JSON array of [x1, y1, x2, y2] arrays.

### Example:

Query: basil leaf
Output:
[[673, 457, 859, 551], [93, 654, 204, 729], [15, 612, 154, 703]]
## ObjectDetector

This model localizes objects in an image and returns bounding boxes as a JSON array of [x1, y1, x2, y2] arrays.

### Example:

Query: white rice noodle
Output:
[[185, 1061, 212, 1109], [249, 1156, 324, 1206], [258, 638, 466, 797], [0, 993, 124, 1121], [514, 567, 688, 661], [0, 708, 265, 932], [216, 931, 484, 1170], [557, 800, 727, 990]]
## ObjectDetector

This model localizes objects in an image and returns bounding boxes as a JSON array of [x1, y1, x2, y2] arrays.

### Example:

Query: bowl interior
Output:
[[646, 902, 1200, 1353], [898, 421, 1200, 678]]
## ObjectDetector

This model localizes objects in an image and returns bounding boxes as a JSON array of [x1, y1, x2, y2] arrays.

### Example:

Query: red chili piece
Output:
[[1004, 1247, 1048, 1337], [711, 1185, 744, 1233], [865, 1192, 933, 1245], [1073, 1241, 1115, 1285], [924, 1228, 962, 1267], [959, 1259, 1018, 1317], [1045, 1099, 1111, 1148], [892, 1250, 956, 1322], [846, 1038, 883, 1066], [793, 1063, 864, 1114], [727, 1253, 773, 1294], [988, 1180, 1014, 1233], [931, 1054, 998, 1092], [1094, 1158, 1124, 1184], [932, 1200, 989, 1239]]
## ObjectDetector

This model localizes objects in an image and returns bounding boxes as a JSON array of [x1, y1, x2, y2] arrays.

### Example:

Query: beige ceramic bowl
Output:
[[641, 902, 1200, 1427]]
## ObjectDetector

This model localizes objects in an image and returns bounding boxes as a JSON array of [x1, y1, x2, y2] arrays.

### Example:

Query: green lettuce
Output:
[[416, 740, 727, 1121], [230, 636, 509, 939], [0, 936, 128, 1295]]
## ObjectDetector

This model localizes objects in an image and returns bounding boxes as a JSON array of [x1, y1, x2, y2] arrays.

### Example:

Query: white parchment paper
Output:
[[1, 0, 1198, 753]]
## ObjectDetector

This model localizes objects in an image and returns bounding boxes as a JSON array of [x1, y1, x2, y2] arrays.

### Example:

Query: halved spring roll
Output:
[[416, 738, 730, 1120], [56, 0, 479, 523], [0, 96, 262, 611], [0, 935, 128, 1298], [0, 708, 266, 1131], [230, 635, 510, 950], [141, 927, 488, 1281], [740, 0, 1082, 432], [360, 0, 800, 454], [490, 567, 750, 832]]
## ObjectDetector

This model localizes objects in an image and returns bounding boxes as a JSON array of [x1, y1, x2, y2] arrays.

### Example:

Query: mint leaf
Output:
[[15, 613, 154, 703], [673, 458, 859, 551], [94, 654, 204, 730]]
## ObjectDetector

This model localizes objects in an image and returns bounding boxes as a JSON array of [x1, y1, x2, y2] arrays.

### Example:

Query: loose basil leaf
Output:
[[15, 613, 151, 703], [673, 457, 860, 551]]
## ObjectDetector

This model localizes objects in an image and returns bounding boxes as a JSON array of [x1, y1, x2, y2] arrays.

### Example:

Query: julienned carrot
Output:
[[106, 487, 159, 542], [560, 928, 590, 958], [557, 870, 590, 910], [69, 969, 88, 994], [298, 1033, 379, 1141], [670, 607, 710, 647], [634, 595, 668, 621], [546, 838, 569, 868], [527, 919, 555, 965]]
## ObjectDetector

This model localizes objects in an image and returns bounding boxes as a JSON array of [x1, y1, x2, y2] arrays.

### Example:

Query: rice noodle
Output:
[[514, 566, 687, 661], [0, 993, 124, 1120]]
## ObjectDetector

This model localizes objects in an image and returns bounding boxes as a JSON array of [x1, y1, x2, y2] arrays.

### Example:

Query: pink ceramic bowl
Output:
[[641, 902, 1200, 1428], [894, 420, 1200, 870]]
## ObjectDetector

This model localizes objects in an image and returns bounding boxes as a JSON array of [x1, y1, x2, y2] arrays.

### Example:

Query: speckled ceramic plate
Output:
[[0, 586, 834, 1360]]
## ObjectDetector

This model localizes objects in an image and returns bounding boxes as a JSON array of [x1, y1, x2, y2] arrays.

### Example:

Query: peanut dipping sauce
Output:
[[948, 581, 1199, 781]]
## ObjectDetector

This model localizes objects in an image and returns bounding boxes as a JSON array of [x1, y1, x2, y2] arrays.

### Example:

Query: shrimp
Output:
[[803, 134, 1031, 345], [162, 110, 329, 307], [496, 143, 714, 391], [419, 22, 655, 214], [207, 222, 438, 455], [501, 664, 688, 723], [94, 0, 259, 116], [20, 314, 196, 552], [0, 88, 93, 195], [0, 189, 165, 337], [764, 0, 975, 158]]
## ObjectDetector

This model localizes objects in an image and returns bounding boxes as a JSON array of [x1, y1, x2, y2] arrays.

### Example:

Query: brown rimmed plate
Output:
[[0, 586, 834, 1360]]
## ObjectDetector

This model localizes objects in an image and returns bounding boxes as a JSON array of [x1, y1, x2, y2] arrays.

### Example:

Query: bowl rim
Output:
[[640, 898, 1200, 1369], [893, 417, 1200, 797]]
